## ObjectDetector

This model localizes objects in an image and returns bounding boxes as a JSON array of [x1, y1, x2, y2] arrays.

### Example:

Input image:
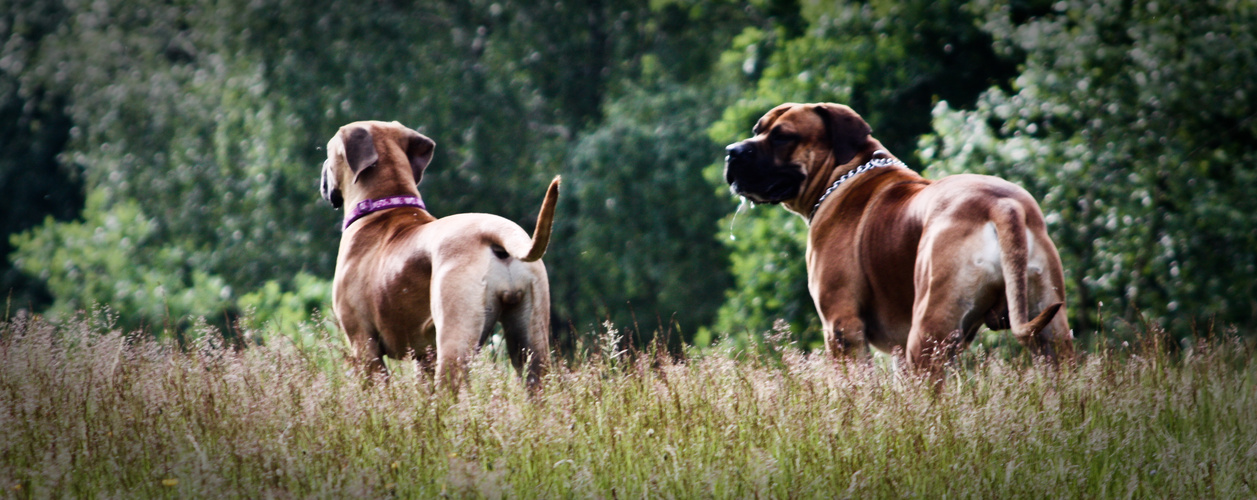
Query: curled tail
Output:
[[990, 199, 1061, 341], [521, 176, 560, 262]]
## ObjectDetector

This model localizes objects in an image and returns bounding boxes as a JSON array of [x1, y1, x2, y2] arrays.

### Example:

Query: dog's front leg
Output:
[[815, 291, 870, 361], [823, 315, 870, 360], [346, 330, 389, 380]]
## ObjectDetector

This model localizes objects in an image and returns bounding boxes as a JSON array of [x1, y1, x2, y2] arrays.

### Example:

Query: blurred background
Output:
[[2, 0, 1254, 353]]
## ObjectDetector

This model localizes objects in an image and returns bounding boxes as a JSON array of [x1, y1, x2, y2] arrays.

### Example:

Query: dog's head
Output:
[[321, 121, 436, 209], [723, 103, 872, 205]]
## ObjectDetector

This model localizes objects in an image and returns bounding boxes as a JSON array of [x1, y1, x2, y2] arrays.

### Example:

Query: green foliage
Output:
[[11, 192, 230, 333], [922, 0, 1257, 337], [556, 85, 734, 345], [3, 0, 760, 338], [236, 272, 335, 345], [6, 0, 348, 331], [701, 205, 817, 348], [4, 0, 1257, 349], [0, 0, 80, 311]]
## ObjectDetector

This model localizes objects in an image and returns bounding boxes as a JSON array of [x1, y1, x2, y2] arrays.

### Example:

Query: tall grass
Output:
[[2, 313, 1254, 498]]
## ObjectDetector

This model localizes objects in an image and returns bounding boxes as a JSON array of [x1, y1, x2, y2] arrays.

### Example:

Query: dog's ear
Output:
[[813, 103, 871, 166], [342, 126, 379, 183], [404, 129, 435, 186]]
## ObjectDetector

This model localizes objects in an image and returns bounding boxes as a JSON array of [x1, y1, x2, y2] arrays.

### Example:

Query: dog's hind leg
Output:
[[989, 199, 1072, 363], [907, 303, 973, 391], [907, 224, 996, 389], [430, 257, 493, 392], [497, 263, 552, 391]]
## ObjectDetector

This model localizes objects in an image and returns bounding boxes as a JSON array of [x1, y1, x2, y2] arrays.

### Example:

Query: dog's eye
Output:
[[771, 134, 797, 147]]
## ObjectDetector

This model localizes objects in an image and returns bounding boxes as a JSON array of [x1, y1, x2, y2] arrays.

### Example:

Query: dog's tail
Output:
[[520, 176, 560, 262], [990, 198, 1062, 342]]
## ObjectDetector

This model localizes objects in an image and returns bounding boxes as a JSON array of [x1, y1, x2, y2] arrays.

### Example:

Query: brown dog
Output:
[[320, 120, 558, 389], [724, 103, 1073, 382]]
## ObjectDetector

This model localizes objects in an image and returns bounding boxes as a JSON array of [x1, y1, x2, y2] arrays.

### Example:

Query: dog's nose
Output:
[[725, 142, 753, 162]]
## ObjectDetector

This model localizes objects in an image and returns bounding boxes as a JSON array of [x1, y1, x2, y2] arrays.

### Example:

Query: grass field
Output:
[[2, 314, 1255, 498]]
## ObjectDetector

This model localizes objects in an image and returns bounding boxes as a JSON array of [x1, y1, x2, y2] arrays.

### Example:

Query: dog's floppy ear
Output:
[[404, 129, 435, 186], [342, 126, 378, 183], [813, 103, 872, 166]]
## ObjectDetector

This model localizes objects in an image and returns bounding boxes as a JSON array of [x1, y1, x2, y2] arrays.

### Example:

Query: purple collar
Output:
[[343, 195, 426, 230]]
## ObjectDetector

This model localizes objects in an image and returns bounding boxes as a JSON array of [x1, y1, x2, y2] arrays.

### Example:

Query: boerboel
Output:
[[724, 103, 1073, 384], [320, 120, 558, 390]]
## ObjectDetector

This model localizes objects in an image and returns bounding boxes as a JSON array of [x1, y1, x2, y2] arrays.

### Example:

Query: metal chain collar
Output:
[[808, 150, 905, 223]]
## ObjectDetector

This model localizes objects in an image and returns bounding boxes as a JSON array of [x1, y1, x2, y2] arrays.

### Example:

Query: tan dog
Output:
[[724, 103, 1073, 383], [320, 120, 558, 389]]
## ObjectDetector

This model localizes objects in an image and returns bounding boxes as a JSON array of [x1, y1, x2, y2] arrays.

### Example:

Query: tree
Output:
[[12, 192, 231, 331], [0, 0, 81, 313], [5, 0, 760, 341], [8, 0, 555, 332], [554, 85, 734, 349]]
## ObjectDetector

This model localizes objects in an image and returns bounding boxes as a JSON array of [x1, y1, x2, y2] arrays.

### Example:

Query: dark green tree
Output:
[[555, 85, 734, 349], [0, 0, 81, 313], [9, 0, 569, 332], [5, 0, 760, 342]]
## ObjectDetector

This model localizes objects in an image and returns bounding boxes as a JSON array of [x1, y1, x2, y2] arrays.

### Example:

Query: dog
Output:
[[723, 103, 1073, 383], [320, 120, 558, 390]]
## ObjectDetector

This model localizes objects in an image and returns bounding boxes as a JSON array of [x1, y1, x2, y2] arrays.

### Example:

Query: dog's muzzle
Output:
[[723, 141, 804, 204]]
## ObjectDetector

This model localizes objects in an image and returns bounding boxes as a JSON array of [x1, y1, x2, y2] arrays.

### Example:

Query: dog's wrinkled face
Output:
[[723, 103, 871, 205], [320, 121, 435, 209]]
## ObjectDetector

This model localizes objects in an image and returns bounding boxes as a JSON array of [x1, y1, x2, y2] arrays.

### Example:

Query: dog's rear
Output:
[[423, 177, 559, 390], [482, 252, 551, 388], [480, 176, 560, 388], [906, 174, 1073, 378]]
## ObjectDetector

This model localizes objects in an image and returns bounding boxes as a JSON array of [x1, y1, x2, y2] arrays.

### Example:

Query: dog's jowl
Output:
[[321, 120, 559, 390], [724, 103, 1073, 385]]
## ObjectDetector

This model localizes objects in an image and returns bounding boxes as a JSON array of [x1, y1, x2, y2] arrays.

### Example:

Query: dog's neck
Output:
[[805, 150, 905, 223], [788, 142, 905, 221], [343, 194, 426, 230], [341, 168, 430, 230]]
